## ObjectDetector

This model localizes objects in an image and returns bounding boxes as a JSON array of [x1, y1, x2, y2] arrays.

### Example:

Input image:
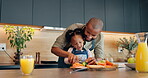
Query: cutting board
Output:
[[87, 67, 116, 71], [71, 67, 116, 71]]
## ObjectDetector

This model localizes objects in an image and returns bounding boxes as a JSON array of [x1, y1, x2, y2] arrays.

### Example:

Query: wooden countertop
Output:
[[0, 64, 58, 70], [0, 68, 148, 78]]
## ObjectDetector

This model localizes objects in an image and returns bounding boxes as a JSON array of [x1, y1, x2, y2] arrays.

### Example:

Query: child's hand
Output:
[[68, 53, 79, 64], [85, 57, 96, 65]]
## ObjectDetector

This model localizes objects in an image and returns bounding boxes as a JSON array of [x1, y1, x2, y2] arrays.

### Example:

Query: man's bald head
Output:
[[84, 18, 103, 41], [87, 17, 103, 29]]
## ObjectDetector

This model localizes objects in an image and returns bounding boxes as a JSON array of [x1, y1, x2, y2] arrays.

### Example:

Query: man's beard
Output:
[[83, 33, 94, 42], [82, 28, 94, 42]]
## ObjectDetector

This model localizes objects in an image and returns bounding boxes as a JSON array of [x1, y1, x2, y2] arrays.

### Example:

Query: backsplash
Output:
[[0, 25, 135, 63]]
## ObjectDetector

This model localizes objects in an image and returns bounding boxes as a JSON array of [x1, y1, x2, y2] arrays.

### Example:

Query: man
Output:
[[51, 17, 104, 68]]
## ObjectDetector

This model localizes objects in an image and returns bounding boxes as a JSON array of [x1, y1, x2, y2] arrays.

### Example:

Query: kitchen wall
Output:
[[103, 32, 136, 61], [0, 26, 135, 63], [0, 26, 61, 63]]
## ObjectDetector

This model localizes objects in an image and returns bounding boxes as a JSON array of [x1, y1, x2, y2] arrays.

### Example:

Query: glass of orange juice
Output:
[[20, 55, 34, 75]]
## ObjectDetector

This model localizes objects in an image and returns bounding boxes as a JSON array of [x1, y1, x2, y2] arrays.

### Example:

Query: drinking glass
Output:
[[20, 55, 34, 75]]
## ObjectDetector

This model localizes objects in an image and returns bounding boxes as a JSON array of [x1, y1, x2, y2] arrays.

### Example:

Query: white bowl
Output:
[[125, 63, 135, 69]]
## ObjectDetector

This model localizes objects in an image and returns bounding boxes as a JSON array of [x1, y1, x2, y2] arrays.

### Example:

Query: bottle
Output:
[[135, 32, 148, 73]]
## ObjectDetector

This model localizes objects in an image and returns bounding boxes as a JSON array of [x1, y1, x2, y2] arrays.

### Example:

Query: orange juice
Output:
[[136, 42, 148, 72], [20, 58, 34, 75]]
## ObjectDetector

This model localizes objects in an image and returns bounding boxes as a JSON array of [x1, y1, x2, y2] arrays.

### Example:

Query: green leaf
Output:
[[24, 44, 27, 48], [3, 25, 34, 50], [117, 36, 138, 52]]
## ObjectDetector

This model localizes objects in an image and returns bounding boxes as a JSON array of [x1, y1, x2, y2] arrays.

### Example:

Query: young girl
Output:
[[64, 28, 93, 64]]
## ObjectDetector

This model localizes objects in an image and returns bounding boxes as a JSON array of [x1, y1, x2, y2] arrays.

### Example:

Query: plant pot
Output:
[[13, 49, 23, 64]]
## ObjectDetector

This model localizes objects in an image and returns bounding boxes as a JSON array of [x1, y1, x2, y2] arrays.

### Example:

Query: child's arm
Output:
[[64, 47, 73, 64]]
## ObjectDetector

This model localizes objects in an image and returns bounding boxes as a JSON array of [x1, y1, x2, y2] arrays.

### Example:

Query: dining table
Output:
[[0, 67, 148, 78]]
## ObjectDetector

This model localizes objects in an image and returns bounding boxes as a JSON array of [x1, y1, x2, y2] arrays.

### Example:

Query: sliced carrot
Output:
[[98, 63, 106, 66], [105, 65, 113, 68], [106, 60, 113, 66], [72, 63, 84, 68]]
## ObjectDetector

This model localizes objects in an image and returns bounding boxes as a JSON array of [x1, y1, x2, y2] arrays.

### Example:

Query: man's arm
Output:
[[94, 33, 104, 59], [51, 23, 83, 63], [51, 47, 79, 64], [85, 33, 104, 65], [51, 23, 84, 56], [51, 23, 82, 57], [51, 34, 69, 57]]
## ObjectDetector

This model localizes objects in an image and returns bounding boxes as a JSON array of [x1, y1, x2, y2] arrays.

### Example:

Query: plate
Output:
[[125, 63, 135, 69]]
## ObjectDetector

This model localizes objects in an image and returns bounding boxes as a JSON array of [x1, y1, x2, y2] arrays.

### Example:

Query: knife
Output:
[[70, 68, 88, 74]]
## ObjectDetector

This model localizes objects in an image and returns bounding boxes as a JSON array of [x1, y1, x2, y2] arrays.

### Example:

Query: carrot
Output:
[[98, 63, 106, 66], [106, 65, 113, 68], [72, 63, 84, 68], [106, 60, 113, 66]]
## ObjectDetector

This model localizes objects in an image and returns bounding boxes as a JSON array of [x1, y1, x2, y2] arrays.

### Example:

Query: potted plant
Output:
[[117, 37, 138, 60], [3, 25, 34, 64]]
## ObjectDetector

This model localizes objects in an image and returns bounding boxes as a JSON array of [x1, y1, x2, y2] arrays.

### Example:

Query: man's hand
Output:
[[68, 53, 79, 64], [85, 57, 96, 65]]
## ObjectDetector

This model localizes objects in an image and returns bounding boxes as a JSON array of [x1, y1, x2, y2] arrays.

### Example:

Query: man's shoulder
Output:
[[98, 32, 103, 37], [86, 33, 103, 45], [67, 23, 85, 30], [71, 23, 85, 27], [95, 32, 104, 44]]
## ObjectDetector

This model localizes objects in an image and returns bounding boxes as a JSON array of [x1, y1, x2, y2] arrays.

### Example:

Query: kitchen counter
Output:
[[0, 68, 148, 78]]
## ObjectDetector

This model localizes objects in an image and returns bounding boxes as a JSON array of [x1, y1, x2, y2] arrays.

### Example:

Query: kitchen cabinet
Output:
[[0, 0, 1, 22], [105, 0, 124, 32], [84, 0, 105, 31], [140, 0, 148, 32], [124, 0, 140, 33], [33, 0, 60, 27], [0, 0, 144, 33], [61, 0, 84, 28], [1, 0, 32, 25]]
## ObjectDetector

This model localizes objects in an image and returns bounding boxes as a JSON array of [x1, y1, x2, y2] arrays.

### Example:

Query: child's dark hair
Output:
[[66, 28, 84, 43]]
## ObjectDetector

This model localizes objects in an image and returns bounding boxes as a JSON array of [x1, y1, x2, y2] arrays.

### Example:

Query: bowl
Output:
[[125, 63, 135, 70]]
